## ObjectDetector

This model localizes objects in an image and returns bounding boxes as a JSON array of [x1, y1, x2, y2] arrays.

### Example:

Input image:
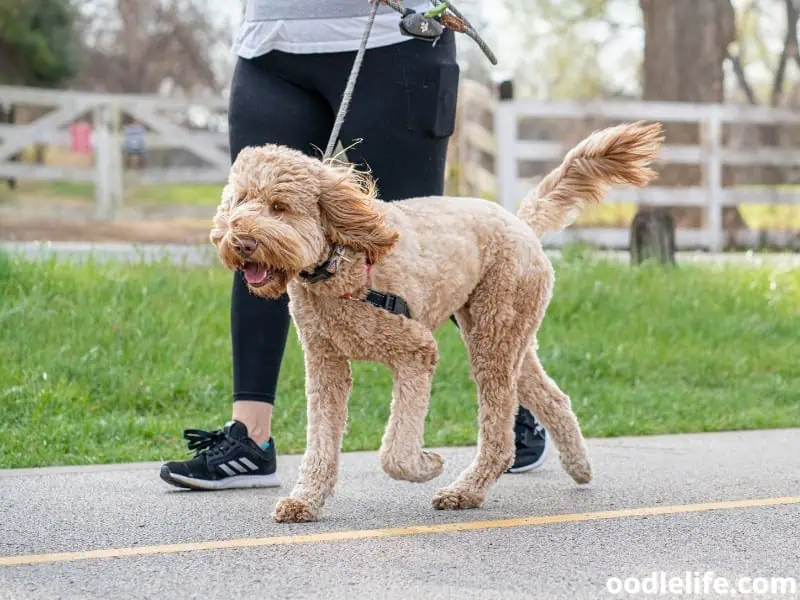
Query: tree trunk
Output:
[[639, 0, 745, 230]]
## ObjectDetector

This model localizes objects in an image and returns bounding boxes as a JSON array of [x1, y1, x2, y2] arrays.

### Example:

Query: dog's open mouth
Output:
[[242, 262, 278, 288]]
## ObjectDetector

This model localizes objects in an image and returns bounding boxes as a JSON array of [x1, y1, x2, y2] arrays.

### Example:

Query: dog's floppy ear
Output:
[[318, 164, 399, 263]]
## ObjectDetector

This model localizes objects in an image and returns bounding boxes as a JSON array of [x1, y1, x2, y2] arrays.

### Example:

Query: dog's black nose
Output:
[[233, 235, 258, 257]]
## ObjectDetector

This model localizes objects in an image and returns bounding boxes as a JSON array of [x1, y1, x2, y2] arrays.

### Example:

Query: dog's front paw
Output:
[[274, 497, 319, 523], [417, 451, 446, 481], [431, 487, 484, 510], [381, 450, 445, 483]]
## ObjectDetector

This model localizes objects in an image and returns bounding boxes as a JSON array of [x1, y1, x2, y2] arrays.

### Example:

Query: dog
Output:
[[211, 121, 664, 523]]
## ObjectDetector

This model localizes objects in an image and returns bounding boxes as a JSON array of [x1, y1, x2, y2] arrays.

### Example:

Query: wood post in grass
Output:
[[1, 103, 17, 189], [630, 209, 676, 265]]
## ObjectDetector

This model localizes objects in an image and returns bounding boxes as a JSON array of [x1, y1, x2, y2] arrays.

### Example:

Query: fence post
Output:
[[93, 104, 111, 219], [704, 106, 723, 252], [494, 79, 517, 212], [108, 103, 124, 216], [93, 103, 123, 219]]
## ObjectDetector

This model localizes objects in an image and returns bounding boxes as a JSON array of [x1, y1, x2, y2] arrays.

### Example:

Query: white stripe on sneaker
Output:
[[239, 457, 259, 471], [168, 472, 280, 490], [228, 460, 248, 474], [219, 464, 236, 477]]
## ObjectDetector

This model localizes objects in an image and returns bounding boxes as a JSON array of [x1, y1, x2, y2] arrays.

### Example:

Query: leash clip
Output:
[[399, 10, 445, 43]]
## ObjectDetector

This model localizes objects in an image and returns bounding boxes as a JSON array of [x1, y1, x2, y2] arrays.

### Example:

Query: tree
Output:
[[73, 0, 232, 94], [0, 0, 81, 86], [727, 0, 800, 186], [728, 0, 800, 107], [0, 0, 81, 183], [495, 0, 641, 99], [639, 0, 743, 229]]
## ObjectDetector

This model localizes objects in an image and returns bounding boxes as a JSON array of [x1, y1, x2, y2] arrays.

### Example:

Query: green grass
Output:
[[0, 181, 223, 207], [1, 251, 799, 469], [130, 183, 223, 206], [576, 202, 800, 230]]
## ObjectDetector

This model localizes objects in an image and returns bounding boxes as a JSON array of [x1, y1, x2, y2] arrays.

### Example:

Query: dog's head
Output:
[[211, 145, 399, 298]]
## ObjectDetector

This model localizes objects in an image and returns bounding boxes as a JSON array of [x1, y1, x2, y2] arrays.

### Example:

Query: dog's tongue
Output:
[[243, 263, 269, 284]]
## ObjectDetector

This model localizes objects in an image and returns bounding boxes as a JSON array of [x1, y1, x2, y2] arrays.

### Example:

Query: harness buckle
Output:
[[384, 295, 396, 312]]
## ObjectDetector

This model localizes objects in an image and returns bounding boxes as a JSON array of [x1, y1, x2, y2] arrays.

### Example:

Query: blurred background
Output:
[[1, 0, 800, 252]]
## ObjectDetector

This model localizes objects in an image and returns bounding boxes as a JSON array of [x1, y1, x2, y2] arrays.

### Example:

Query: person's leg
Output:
[[227, 54, 333, 445], [161, 53, 333, 489]]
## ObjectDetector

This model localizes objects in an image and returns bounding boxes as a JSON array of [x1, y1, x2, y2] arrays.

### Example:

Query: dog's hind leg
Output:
[[380, 327, 444, 483], [431, 278, 537, 510], [517, 345, 592, 484]]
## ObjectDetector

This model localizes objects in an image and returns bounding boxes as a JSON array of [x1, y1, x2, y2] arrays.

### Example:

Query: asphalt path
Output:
[[2, 429, 799, 599]]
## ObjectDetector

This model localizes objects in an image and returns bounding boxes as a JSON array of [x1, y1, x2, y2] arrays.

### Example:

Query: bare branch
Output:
[[727, 51, 758, 104], [771, 0, 799, 106], [73, 0, 231, 94]]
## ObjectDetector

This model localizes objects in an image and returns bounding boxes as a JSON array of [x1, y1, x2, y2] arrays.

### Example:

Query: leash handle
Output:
[[384, 0, 497, 65]]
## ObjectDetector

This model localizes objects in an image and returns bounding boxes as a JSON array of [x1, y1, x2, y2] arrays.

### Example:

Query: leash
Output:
[[323, 0, 382, 159]]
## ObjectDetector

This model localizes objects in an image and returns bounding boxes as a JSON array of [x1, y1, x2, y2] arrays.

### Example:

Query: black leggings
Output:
[[228, 32, 459, 403]]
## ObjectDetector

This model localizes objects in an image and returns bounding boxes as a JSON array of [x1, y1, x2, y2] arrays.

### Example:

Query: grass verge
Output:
[[1, 251, 798, 468], [0, 181, 222, 207]]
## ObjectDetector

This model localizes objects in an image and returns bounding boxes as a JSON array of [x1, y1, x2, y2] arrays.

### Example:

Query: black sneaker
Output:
[[160, 420, 280, 490], [507, 406, 550, 473]]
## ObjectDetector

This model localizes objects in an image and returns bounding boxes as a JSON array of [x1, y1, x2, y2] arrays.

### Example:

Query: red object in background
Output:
[[69, 123, 92, 154]]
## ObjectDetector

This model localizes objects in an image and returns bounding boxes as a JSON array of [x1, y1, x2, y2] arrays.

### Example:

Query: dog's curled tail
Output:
[[518, 121, 664, 237]]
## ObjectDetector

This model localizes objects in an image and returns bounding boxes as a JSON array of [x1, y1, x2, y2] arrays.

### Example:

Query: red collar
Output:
[[341, 260, 372, 300]]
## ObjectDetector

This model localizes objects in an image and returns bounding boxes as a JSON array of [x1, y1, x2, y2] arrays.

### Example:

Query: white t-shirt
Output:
[[233, 2, 430, 57]]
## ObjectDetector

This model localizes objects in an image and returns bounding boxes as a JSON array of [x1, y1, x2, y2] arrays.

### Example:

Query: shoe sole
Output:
[[160, 466, 280, 490], [506, 434, 551, 474]]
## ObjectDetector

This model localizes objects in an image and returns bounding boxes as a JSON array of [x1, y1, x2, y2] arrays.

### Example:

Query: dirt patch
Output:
[[0, 215, 212, 244]]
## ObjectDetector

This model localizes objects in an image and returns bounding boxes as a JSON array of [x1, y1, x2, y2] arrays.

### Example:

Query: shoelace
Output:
[[183, 428, 228, 456]]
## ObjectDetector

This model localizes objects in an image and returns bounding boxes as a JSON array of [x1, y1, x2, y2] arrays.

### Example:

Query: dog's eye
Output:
[[271, 202, 286, 213]]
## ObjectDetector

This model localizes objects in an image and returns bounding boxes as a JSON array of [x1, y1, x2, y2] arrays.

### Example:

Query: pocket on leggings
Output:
[[432, 62, 460, 137], [406, 60, 461, 138]]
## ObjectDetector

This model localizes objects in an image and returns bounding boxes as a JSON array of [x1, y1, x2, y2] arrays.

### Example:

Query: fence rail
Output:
[[493, 97, 800, 251], [0, 84, 229, 219]]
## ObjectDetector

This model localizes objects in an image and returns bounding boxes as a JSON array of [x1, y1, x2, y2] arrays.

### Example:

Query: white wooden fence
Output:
[[0, 85, 228, 219], [448, 79, 497, 197], [493, 97, 800, 251]]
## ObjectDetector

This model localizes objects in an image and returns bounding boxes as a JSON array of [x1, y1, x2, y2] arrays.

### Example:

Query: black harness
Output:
[[299, 245, 411, 319], [363, 289, 410, 319]]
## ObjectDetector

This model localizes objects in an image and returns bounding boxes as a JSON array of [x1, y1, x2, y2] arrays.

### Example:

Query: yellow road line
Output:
[[2, 496, 799, 567]]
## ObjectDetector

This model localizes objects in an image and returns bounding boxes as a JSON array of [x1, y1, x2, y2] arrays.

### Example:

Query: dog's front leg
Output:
[[379, 329, 444, 483], [379, 362, 445, 483], [274, 343, 351, 523]]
